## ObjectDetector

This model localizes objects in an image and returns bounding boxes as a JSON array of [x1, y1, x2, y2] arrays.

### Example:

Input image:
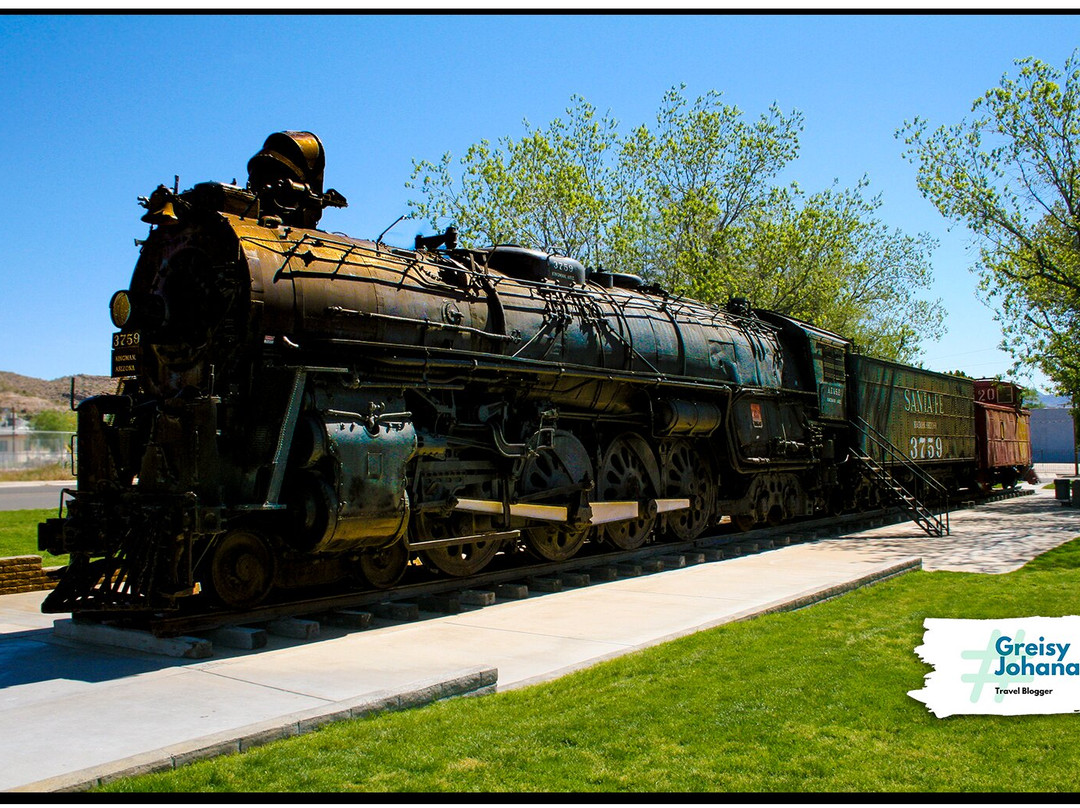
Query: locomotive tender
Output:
[[38, 131, 1033, 616]]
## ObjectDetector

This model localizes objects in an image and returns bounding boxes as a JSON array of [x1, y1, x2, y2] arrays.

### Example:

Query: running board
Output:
[[453, 499, 569, 522], [592, 497, 691, 524], [654, 497, 692, 514], [451, 497, 691, 525], [588, 501, 639, 525]]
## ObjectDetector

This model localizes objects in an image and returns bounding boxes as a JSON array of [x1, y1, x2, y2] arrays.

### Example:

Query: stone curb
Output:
[[8, 665, 498, 793], [748, 557, 923, 616]]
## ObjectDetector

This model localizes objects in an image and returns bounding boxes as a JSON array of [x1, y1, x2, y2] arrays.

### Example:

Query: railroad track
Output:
[[78, 487, 1026, 641]]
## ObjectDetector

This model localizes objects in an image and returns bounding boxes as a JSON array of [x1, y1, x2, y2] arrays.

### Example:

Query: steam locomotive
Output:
[[38, 131, 1033, 617]]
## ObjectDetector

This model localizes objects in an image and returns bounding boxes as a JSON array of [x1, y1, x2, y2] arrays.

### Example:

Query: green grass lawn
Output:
[[98, 535, 1080, 793], [0, 509, 67, 567]]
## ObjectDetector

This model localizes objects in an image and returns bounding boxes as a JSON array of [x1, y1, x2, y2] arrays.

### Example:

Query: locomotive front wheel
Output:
[[359, 541, 409, 589], [661, 440, 716, 541], [207, 530, 275, 610], [415, 512, 502, 577], [598, 433, 657, 550], [420, 539, 501, 577]]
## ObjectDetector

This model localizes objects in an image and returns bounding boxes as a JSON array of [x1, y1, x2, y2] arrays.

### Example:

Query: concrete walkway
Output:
[[2, 486, 1078, 792], [804, 488, 1080, 574]]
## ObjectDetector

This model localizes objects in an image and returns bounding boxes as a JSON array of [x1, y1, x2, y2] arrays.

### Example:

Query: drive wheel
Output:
[[520, 430, 593, 561], [208, 529, 275, 610], [415, 512, 502, 577], [597, 433, 657, 550], [524, 524, 588, 562], [359, 540, 409, 589], [661, 440, 716, 541]]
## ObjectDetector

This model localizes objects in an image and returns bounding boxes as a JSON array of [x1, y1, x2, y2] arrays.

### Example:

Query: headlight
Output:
[[110, 290, 132, 328]]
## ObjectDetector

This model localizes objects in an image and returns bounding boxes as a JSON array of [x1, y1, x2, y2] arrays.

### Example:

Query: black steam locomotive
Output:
[[38, 131, 1031, 616]]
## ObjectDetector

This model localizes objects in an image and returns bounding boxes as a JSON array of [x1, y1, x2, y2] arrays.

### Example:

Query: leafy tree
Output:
[[30, 410, 77, 432], [898, 52, 1080, 398], [680, 179, 943, 363], [408, 87, 801, 280], [408, 95, 629, 270], [620, 87, 804, 287], [411, 86, 944, 363], [1020, 386, 1046, 408]]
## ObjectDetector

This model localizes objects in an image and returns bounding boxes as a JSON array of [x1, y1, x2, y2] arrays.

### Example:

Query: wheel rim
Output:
[[523, 523, 588, 561], [598, 433, 656, 550], [661, 440, 715, 541], [520, 431, 592, 561], [209, 530, 274, 609], [359, 541, 409, 588], [415, 511, 502, 576]]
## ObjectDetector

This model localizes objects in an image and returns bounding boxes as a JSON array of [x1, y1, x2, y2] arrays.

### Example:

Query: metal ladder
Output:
[[852, 416, 950, 537]]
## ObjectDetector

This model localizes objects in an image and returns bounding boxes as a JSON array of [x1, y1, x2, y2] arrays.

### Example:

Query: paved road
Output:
[[0, 482, 72, 512]]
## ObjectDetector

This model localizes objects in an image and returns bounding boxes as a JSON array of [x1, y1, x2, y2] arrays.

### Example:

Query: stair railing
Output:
[[852, 415, 950, 536]]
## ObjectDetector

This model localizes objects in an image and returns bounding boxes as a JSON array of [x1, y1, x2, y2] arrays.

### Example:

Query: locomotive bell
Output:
[[139, 185, 182, 225]]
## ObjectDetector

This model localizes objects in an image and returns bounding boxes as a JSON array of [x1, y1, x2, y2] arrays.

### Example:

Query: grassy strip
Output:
[[0, 463, 72, 483], [0, 509, 67, 567], [100, 537, 1080, 793]]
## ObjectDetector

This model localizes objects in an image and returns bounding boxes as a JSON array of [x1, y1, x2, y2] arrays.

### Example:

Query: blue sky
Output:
[[1, 13, 1077, 390]]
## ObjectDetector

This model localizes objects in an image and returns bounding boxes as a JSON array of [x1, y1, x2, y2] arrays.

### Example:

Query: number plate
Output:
[[111, 331, 142, 377]]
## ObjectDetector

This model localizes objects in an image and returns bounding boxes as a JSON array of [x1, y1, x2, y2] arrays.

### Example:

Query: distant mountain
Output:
[[0, 372, 116, 414], [1039, 393, 1073, 409]]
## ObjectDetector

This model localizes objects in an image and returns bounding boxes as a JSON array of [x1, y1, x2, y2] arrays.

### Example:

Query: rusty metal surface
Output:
[[848, 354, 976, 467], [976, 403, 1032, 470]]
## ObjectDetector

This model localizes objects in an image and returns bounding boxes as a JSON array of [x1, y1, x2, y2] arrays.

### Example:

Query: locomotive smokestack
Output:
[[246, 131, 347, 229]]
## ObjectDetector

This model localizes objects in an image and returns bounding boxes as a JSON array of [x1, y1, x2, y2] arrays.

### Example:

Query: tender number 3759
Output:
[[909, 436, 944, 460]]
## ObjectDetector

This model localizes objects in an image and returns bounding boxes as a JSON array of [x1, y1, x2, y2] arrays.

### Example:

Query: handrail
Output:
[[853, 416, 948, 496], [852, 416, 950, 536]]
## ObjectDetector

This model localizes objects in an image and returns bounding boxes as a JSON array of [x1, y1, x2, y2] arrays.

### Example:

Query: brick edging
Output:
[[0, 555, 57, 595]]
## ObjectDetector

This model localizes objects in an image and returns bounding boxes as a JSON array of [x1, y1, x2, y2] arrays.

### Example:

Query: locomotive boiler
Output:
[[38, 131, 1027, 618]]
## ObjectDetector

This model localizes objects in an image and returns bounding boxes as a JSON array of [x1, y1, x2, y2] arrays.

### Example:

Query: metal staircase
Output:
[[852, 416, 950, 537]]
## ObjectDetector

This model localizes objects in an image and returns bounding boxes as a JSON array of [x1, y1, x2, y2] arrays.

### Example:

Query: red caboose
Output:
[[973, 379, 1034, 489]]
